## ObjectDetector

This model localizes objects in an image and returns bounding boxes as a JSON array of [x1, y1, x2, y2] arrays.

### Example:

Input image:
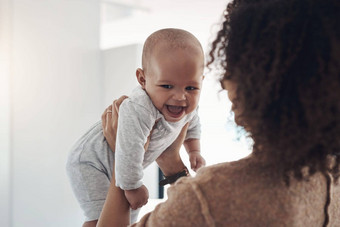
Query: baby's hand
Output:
[[124, 185, 149, 210], [189, 151, 206, 172]]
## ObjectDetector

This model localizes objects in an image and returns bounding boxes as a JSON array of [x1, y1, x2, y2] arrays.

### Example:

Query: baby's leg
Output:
[[66, 144, 137, 225], [66, 159, 111, 226], [97, 161, 143, 226], [67, 159, 139, 227], [66, 121, 120, 226]]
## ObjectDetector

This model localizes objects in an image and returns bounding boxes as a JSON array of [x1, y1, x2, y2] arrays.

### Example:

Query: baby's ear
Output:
[[136, 68, 146, 89]]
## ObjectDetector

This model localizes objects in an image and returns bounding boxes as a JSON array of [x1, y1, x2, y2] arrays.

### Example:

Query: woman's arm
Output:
[[156, 123, 188, 176], [96, 161, 131, 227]]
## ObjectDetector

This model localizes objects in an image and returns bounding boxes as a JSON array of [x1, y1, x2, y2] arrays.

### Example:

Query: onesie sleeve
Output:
[[115, 99, 155, 190], [186, 111, 201, 140], [130, 177, 212, 226]]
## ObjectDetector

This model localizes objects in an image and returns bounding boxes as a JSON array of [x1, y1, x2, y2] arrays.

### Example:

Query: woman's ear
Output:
[[136, 68, 146, 89]]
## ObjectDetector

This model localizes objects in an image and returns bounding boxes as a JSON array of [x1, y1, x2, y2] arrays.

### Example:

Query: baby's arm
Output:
[[115, 100, 155, 209], [184, 139, 206, 172]]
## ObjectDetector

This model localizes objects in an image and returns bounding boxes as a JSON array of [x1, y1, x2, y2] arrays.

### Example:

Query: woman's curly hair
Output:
[[208, 0, 340, 182]]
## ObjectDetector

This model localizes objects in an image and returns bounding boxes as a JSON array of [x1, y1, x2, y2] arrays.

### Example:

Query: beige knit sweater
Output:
[[132, 155, 340, 226]]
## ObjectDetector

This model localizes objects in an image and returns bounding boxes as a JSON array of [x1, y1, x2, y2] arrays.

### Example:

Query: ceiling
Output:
[[100, 0, 229, 49]]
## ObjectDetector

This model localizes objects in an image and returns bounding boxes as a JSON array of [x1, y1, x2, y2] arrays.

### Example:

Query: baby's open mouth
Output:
[[166, 105, 185, 115]]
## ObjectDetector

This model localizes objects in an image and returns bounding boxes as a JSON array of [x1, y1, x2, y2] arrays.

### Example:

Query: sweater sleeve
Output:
[[115, 100, 155, 190], [130, 177, 214, 227]]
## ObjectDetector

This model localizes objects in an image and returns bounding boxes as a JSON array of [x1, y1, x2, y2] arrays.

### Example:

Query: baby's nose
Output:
[[173, 91, 186, 101]]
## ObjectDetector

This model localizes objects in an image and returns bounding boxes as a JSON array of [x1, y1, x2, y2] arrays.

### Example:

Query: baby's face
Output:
[[142, 46, 204, 122]]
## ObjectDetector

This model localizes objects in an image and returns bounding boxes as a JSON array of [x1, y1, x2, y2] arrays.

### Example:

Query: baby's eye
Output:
[[186, 86, 198, 91], [160, 85, 173, 89]]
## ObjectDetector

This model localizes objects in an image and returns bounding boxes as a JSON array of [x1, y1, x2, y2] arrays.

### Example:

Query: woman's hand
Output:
[[101, 95, 154, 152], [102, 95, 189, 177], [156, 123, 189, 176], [101, 95, 128, 152]]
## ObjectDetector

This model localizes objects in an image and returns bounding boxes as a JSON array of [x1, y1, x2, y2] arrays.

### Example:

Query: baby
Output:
[[66, 28, 205, 225]]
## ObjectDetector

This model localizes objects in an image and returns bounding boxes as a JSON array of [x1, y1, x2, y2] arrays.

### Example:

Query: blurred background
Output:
[[0, 0, 251, 226]]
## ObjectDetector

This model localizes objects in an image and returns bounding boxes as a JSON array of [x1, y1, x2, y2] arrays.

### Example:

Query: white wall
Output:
[[0, 0, 12, 226], [9, 0, 101, 226], [100, 0, 228, 50], [102, 44, 141, 106]]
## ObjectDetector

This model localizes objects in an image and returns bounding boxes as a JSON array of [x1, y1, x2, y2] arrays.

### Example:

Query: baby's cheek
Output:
[[192, 96, 200, 108]]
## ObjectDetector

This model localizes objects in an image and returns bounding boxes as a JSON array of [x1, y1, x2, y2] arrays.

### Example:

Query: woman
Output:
[[98, 0, 340, 226]]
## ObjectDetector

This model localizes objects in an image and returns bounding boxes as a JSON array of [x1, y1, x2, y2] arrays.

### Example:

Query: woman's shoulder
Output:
[[175, 156, 271, 206], [192, 156, 306, 200], [168, 157, 278, 225], [182, 156, 334, 226], [161, 155, 338, 226], [193, 155, 261, 183]]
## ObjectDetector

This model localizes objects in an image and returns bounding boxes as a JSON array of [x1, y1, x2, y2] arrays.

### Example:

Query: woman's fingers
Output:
[[144, 120, 158, 151], [102, 95, 129, 152], [102, 105, 113, 133], [111, 95, 128, 133], [113, 95, 128, 113], [106, 105, 113, 131], [101, 95, 128, 137]]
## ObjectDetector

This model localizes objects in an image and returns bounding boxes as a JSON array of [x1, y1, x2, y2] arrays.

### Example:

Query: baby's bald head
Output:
[[142, 28, 204, 74]]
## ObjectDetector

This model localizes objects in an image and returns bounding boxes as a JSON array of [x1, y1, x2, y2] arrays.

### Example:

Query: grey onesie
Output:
[[66, 86, 201, 222]]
